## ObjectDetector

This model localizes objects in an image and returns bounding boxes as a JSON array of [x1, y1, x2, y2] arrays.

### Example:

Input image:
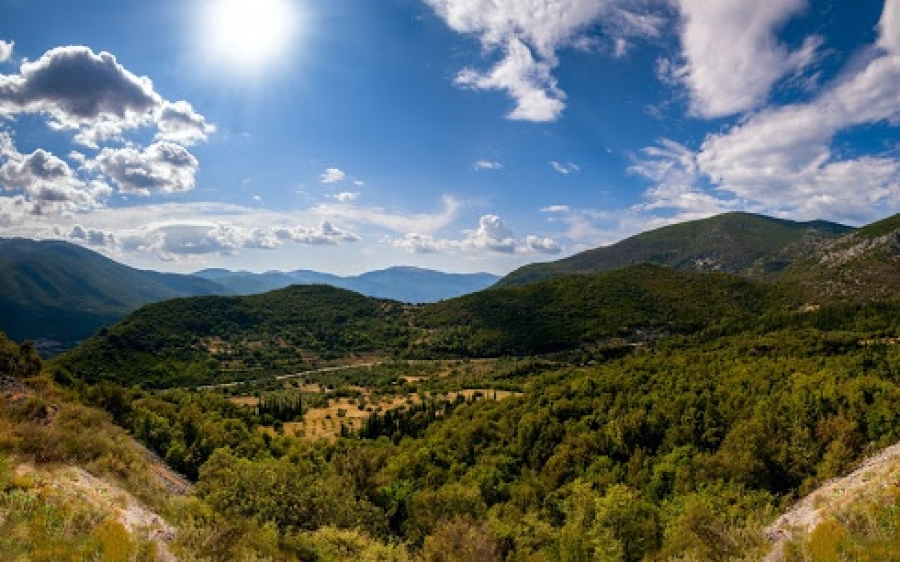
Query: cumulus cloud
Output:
[[0, 41, 13, 64], [550, 161, 580, 174], [273, 221, 360, 245], [393, 232, 442, 254], [669, 0, 821, 118], [0, 45, 213, 148], [525, 234, 562, 254], [66, 224, 116, 247], [155, 101, 216, 145], [0, 194, 30, 227], [95, 142, 199, 195], [465, 214, 517, 252], [67, 218, 361, 262], [426, 0, 663, 122], [393, 214, 561, 255], [335, 192, 359, 203], [320, 168, 346, 183], [473, 159, 503, 171], [0, 133, 110, 211]]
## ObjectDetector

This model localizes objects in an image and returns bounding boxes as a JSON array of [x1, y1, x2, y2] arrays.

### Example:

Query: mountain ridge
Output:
[[496, 212, 854, 287], [0, 238, 227, 351]]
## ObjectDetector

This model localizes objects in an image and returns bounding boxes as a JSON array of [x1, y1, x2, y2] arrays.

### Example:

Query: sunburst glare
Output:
[[195, 0, 302, 79]]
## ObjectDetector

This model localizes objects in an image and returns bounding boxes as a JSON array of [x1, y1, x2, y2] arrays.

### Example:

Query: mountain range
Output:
[[0, 239, 223, 352], [0, 238, 498, 350], [192, 266, 499, 303], [8, 211, 900, 351]]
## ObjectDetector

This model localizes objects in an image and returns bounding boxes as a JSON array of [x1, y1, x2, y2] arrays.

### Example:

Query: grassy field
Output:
[[221, 359, 524, 441]]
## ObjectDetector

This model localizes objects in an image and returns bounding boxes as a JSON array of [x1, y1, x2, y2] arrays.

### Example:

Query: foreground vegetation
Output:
[[4, 297, 890, 559]]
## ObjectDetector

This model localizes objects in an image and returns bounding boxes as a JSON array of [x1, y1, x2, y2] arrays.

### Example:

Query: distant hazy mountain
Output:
[[497, 212, 853, 287], [0, 238, 225, 351], [192, 266, 500, 303]]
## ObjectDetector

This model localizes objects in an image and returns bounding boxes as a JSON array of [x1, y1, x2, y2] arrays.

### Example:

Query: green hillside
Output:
[[418, 264, 790, 356], [41, 300, 900, 560], [497, 212, 852, 287], [0, 238, 225, 350], [778, 213, 900, 302], [55, 265, 790, 388], [55, 284, 414, 388]]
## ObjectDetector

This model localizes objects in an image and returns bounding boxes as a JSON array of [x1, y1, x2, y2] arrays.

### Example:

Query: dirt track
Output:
[[764, 441, 900, 560]]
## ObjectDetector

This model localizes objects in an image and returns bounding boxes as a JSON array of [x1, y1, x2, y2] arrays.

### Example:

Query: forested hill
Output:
[[0, 238, 225, 350], [54, 284, 412, 388], [497, 212, 852, 287], [54, 265, 792, 388], [417, 264, 790, 356], [779, 213, 900, 302]]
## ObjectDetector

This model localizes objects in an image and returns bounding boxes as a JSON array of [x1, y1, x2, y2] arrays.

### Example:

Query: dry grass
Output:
[[265, 388, 518, 442]]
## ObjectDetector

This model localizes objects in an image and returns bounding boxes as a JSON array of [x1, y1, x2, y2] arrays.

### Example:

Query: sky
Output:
[[0, 0, 898, 275]]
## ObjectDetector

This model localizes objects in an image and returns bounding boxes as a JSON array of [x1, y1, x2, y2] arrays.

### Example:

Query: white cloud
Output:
[[66, 224, 116, 247], [455, 37, 566, 122], [49, 205, 361, 262], [314, 194, 462, 234], [0, 40, 13, 64], [692, 0, 900, 222], [335, 192, 359, 203], [624, 0, 900, 225], [473, 159, 503, 171], [670, 0, 821, 118], [466, 214, 517, 253], [0, 132, 110, 212], [320, 168, 346, 183], [0, 45, 213, 148], [272, 221, 360, 246], [525, 234, 562, 254], [541, 205, 571, 213], [393, 233, 442, 254], [393, 213, 561, 255], [155, 101, 216, 145], [550, 161, 580, 175], [426, 0, 663, 122], [95, 142, 199, 195]]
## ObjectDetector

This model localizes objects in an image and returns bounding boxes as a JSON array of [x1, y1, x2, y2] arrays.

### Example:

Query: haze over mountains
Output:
[[0, 238, 498, 349], [193, 267, 499, 303], [0, 239, 223, 351], [7, 210, 900, 351]]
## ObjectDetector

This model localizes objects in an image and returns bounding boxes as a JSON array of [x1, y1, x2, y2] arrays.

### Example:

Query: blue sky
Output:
[[0, 0, 898, 275]]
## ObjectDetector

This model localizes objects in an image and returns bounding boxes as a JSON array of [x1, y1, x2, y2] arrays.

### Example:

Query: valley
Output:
[[6, 211, 900, 560]]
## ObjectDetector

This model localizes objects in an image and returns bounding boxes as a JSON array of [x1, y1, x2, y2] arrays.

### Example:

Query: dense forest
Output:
[[54, 265, 793, 389], [11, 213, 900, 559], [6, 297, 895, 559]]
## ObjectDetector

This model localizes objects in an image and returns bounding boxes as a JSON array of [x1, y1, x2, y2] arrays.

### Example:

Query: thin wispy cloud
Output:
[[550, 161, 580, 175], [473, 159, 503, 171]]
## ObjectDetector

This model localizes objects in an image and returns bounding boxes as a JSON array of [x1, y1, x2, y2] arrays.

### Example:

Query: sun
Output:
[[196, 0, 301, 77]]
